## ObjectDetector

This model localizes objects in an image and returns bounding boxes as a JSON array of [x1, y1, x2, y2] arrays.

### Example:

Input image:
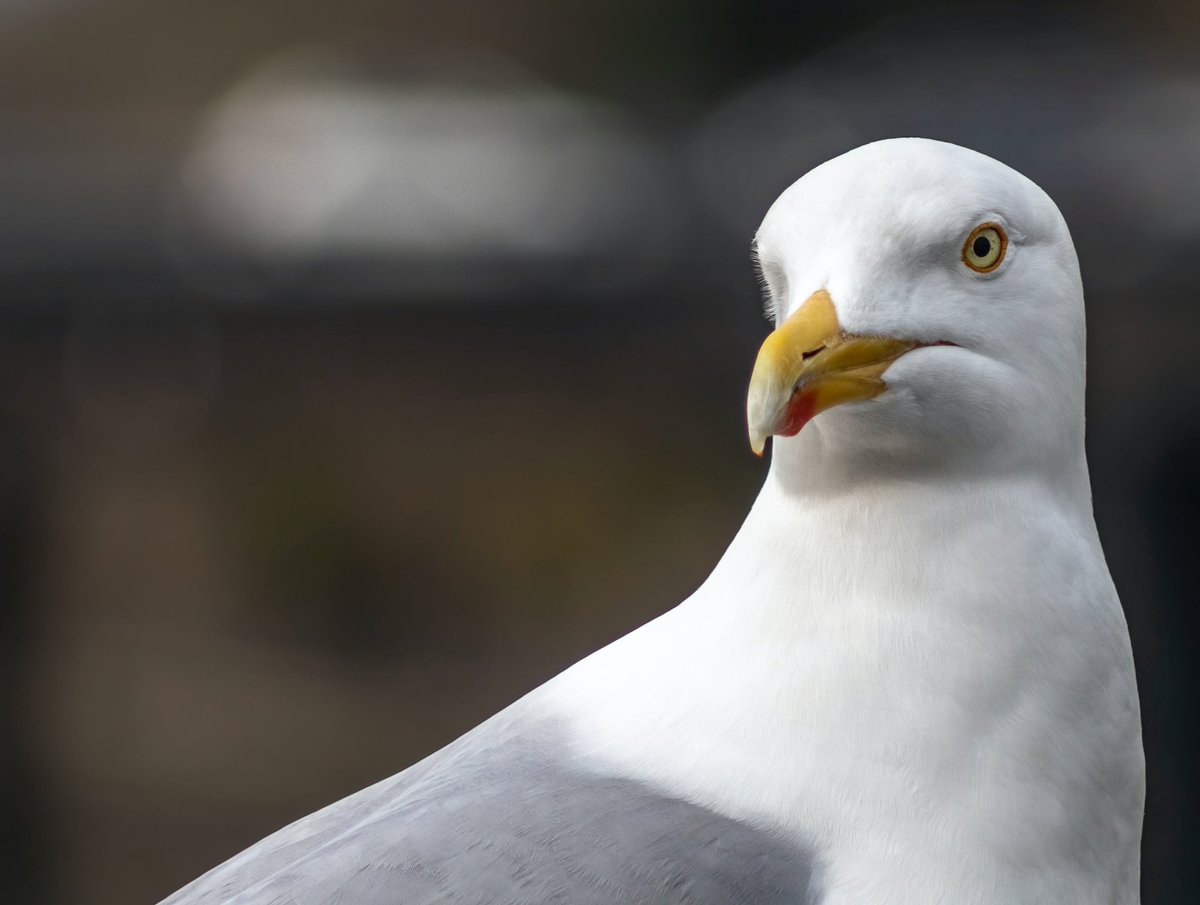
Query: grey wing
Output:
[[159, 706, 820, 905]]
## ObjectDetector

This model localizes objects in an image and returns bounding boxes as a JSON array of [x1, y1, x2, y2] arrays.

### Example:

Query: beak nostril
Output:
[[802, 345, 826, 361]]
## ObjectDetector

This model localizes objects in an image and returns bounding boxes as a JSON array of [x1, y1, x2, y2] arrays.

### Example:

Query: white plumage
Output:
[[162, 138, 1144, 905], [550, 137, 1144, 904]]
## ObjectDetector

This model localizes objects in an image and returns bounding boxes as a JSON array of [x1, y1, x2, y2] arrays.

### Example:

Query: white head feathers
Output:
[[751, 138, 1088, 493]]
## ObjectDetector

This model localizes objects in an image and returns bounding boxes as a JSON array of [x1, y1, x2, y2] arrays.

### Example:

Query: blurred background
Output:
[[0, 0, 1196, 902]]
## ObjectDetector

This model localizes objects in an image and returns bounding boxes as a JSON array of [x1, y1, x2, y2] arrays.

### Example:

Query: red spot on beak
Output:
[[779, 389, 818, 438]]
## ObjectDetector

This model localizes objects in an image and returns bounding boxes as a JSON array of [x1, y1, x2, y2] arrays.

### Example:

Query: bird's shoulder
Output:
[[158, 699, 818, 905]]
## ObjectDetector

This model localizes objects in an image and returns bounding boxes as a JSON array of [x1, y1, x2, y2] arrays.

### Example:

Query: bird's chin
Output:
[[772, 345, 1018, 480]]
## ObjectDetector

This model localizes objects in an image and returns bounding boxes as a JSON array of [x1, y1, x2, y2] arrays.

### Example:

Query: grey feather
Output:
[[159, 705, 820, 905]]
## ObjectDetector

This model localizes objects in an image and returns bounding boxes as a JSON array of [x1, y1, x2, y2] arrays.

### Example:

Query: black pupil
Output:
[[972, 235, 992, 258]]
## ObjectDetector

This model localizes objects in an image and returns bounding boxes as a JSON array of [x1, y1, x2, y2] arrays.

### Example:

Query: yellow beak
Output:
[[746, 289, 921, 456]]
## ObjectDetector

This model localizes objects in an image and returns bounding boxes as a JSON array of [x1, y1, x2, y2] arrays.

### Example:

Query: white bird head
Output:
[[748, 138, 1087, 489]]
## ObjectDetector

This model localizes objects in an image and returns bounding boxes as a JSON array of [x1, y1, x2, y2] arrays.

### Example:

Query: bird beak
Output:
[[746, 289, 921, 456]]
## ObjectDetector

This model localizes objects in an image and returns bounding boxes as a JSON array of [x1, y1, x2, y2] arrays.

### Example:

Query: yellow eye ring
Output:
[[962, 223, 1007, 273]]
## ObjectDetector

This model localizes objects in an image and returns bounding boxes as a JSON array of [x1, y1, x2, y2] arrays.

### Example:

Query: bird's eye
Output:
[[962, 223, 1007, 273]]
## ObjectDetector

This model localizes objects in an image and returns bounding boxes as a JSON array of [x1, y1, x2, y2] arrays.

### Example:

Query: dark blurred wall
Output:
[[0, 2, 1196, 904]]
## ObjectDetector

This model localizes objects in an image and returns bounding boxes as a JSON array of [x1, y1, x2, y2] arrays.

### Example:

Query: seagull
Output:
[[160, 138, 1144, 905]]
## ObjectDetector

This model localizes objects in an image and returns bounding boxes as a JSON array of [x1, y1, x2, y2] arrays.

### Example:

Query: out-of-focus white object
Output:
[[175, 50, 678, 296]]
